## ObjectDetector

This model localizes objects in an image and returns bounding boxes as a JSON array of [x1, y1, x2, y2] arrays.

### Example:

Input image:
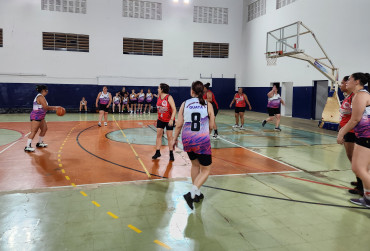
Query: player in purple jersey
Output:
[[172, 81, 215, 210], [144, 88, 153, 114], [262, 83, 285, 131], [25, 85, 60, 152], [95, 86, 112, 126], [137, 89, 145, 114], [337, 72, 370, 208]]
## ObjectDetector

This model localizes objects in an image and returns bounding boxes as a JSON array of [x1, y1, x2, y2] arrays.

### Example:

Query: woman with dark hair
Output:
[[339, 76, 363, 195], [112, 92, 121, 113], [229, 87, 252, 129], [25, 85, 61, 152], [152, 83, 177, 161], [262, 84, 285, 131], [203, 83, 219, 138], [95, 86, 112, 127], [337, 72, 370, 208], [122, 93, 130, 113], [79, 97, 87, 112], [129, 89, 138, 114], [172, 81, 215, 209], [137, 89, 145, 114], [144, 88, 153, 114]]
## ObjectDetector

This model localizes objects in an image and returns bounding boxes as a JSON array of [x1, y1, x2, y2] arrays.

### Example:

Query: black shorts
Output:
[[268, 107, 280, 116], [344, 132, 356, 143], [212, 102, 218, 116], [156, 119, 174, 131], [99, 104, 110, 112], [235, 107, 246, 113], [187, 151, 212, 166], [130, 100, 137, 104], [355, 137, 370, 149], [146, 100, 153, 104]]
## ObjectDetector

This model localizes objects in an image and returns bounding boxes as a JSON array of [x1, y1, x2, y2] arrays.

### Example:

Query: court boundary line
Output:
[[0, 132, 30, 154], [218, 135, 302, 172]]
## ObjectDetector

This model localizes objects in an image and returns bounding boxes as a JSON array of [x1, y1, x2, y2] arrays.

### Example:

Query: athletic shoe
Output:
[[262, 120, 267, 127], [104, 122, 108, 126], [194, 193, 204, 203], [349, 197, 370, 208], [274, 127, 281, 132], [351, 181, 358, 186], [36, 142, 48, 148], [98, 122, 102, 127], [183, 192, 194, 210], [349, 189, 364, 196], [212, 134, 218, 139], [24, 146, 35, 152], [169, 153, 175, 161], [152, 152, 161, 159], [240, 125, 246, 130], [232, 124, 239, 128]]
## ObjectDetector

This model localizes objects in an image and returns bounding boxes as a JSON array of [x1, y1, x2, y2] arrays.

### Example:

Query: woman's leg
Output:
[[275, 114, 281, 128], [239, 112, 245, 126], [98, 110, 104, 123], [104, 112, 108, 122]]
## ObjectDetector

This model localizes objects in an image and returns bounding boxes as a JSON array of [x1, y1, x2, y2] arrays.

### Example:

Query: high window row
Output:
[[248, 0, 298, 22]]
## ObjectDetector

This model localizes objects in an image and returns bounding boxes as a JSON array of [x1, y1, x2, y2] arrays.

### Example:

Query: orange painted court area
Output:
[[0, 120, 296, 192]]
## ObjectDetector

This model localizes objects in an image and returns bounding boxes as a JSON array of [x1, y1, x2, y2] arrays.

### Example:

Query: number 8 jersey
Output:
[[182, 98, 211, 155]]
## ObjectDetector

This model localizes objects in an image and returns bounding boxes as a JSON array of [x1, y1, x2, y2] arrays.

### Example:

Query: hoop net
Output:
[[265, 51, 282, 66]]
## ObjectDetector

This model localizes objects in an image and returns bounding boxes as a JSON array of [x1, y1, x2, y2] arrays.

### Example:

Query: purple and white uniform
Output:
[[30, 94, 47, 121], [122, 97, 128, 105], [99, 92, 110, 105], [138, 93, 145, 103], [267, 94, 281, 108], [181, 98, 211, 155], [354, 89, 370, 138], [146, 93, 153, 103], [113, 96, 120, 105]]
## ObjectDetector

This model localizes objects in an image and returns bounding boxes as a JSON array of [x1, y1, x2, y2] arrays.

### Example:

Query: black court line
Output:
[[77, 124, 369, 210], [76, 124, 164, 178]]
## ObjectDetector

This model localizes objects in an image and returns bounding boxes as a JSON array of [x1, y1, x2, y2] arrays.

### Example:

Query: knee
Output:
[[351, 163, 363, 177]]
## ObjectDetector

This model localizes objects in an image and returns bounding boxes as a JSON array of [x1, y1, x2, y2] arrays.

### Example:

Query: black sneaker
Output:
[[349, 189, 364, 196], [274, 127, 281, 132], [169, 153, 174, 161], [152, 152, 161, 159], [349, 197, 370, 208], [194, 193, 204, 203], [183, 192, 194, 210], [262, 120, 267, 127], [351, 181, 358, 186], [36, 142, 48, 148]]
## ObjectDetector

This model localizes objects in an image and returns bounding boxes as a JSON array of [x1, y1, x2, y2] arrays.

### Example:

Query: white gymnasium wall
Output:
[[242, 0, 370, 87], [0, 0, 244, 86]]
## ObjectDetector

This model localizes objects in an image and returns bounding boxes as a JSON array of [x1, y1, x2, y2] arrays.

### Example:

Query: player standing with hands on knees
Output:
[[172, 81, 215, 209]]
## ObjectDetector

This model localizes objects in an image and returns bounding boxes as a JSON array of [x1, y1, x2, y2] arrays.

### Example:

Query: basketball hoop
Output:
[[265, 51, 281, 66]]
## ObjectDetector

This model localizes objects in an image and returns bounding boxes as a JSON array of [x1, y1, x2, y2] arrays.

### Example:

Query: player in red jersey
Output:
[[152, 83, 177, 161], [230, 87, 252, 129]]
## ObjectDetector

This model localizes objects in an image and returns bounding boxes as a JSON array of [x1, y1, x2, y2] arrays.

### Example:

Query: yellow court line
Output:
[[154, 240, 171, 249], [80, 191, 87, 197], [58, 159, 61, 162], [65, 176, 70, 181], [59, 164, 63, 168], [128, 224, 142, 233], [58, 154, 61, 157], [107, 212, 119, 219], [91, 201, 100, 207], [113, 116, 151, 179], [71, 183, 76, 187], [61, 169, 65, 174]]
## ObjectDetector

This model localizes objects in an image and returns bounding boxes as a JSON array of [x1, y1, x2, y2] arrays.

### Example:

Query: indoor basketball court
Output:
[[0, 0, 370, 250]]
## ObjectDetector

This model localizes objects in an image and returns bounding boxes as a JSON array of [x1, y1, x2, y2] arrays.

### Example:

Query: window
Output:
[[193, 42, 229, 58], [0, 29, 3, 47], [193, 6, 228, 25], [123, 38, 163, 56], [41, 0, 87, 14], [122, 0, 162, 20], [248, 0, 266, 22], [43, 32, 89, 52], [276, 0, 297, 9]]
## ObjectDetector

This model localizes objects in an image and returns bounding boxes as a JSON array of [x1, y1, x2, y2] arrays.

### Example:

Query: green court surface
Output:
[[0, 129, 22, 146], [0, 111, 369, 251]]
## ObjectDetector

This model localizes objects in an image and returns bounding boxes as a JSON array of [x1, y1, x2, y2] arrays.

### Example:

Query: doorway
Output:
[[281, 82, 293, 117], [313, 80, 329, 120]]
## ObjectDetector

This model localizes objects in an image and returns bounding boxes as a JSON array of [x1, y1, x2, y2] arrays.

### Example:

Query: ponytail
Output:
[[366, 73, 370, 91], [192, 81, 206, 106], [352, 72, 370, 90]]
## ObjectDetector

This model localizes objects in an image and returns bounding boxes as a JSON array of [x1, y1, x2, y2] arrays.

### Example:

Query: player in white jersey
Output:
[[172, 81, 215, 209], [95, 86, 112, 126], [112, 92, 121, 113], [144, 88, 153, 114]]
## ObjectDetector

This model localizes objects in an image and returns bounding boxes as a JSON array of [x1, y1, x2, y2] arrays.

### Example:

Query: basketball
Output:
[[56, 107, 66, 116]]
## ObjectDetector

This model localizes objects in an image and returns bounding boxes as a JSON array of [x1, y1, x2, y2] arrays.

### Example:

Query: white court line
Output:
[[218, 135, 302, 172], [0, 132, 30, 154]]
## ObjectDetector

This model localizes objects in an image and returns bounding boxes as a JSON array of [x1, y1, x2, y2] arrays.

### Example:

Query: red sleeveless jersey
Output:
[[235, 93, 246, 107], [157, 94, 172, 122], [203, 90, 219, 109], [339, 93, 354, 132]]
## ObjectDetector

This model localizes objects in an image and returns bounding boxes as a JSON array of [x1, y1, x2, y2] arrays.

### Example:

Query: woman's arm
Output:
[[267, 90, 274, 98], [107, 93, 112, 107], [168, 96, 177, 126], [96, 92, 101, 107], [206, 92, 213, 103], [173, 102, 185, 140], [244, 94, 252, 110], [229, 94, 236, 108], [207, 101, 215, 130], [38, 95, 58, 111]]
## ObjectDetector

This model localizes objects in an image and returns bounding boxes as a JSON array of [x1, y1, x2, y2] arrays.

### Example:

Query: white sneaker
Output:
[[98, 122, 101, 127], [232, 124, 239, 128], [240, 125, 246, 130], [212, 134, 218, 139], [24, 146, 35, 152], [36, 142, 48, 148], [104, 122, 108, 126]]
